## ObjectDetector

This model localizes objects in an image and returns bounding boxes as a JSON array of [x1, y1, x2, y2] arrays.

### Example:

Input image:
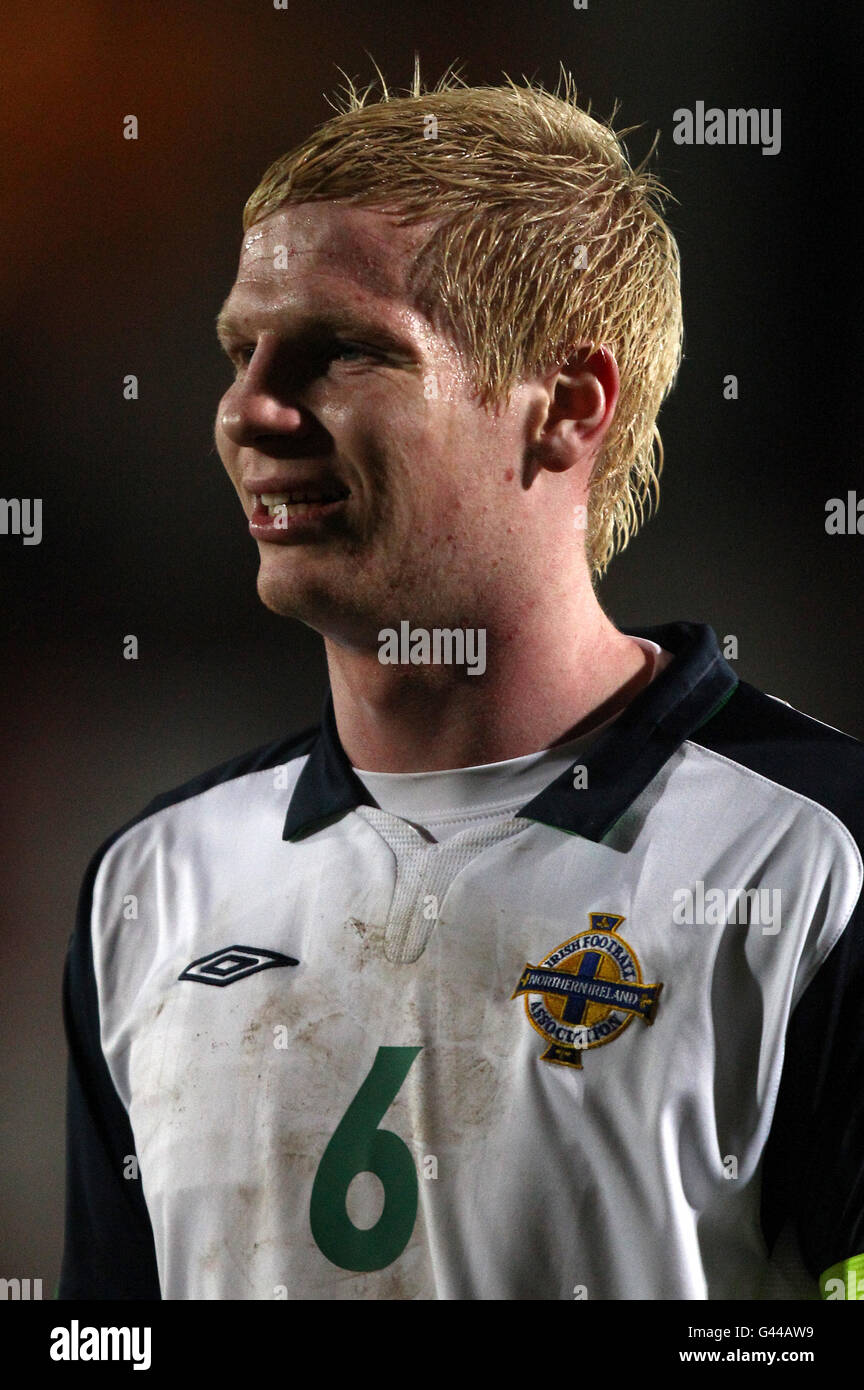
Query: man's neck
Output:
[[324, 603, 654, 773]]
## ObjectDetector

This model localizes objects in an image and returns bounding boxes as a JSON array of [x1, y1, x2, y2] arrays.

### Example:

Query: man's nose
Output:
[[218, 346, 314, 448]]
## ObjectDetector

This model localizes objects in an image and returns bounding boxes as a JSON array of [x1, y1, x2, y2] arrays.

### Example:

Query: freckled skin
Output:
[[214, 201, 652, 770], [215, 203, 563, 648]]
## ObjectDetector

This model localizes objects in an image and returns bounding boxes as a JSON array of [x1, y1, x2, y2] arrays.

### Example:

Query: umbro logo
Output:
[[179, 945, 299, 987]]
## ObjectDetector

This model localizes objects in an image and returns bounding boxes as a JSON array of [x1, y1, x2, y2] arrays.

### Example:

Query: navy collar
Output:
[[282, 622, 738, 842]]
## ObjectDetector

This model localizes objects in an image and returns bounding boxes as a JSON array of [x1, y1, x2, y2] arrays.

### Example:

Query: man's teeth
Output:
[[260, 491, 345, 516]]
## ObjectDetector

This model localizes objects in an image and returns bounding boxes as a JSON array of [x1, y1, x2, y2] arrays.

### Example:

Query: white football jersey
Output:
[[59, 623, 864, 1300]]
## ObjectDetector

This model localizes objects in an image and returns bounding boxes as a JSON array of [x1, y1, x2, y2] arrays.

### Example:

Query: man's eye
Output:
[[329, 341, 376, 363], [225, 340, 380, 375], [226, 345, 255, 371]]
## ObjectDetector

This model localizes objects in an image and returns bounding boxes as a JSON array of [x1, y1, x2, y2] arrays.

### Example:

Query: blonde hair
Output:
[[243, 64, 683, 579]]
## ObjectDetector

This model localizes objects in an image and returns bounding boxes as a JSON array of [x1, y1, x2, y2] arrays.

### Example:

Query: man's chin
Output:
[[255, 567, 368, 645], [256, 569, 317, 623], [255, 541, 352, 617]]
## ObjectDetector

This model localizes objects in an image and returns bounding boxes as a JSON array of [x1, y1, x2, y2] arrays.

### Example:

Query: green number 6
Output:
[[310, 1045, 422, 1272]]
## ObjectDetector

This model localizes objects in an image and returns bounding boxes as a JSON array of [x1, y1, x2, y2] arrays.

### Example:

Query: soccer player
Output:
[[60, 71, 864, 1301]]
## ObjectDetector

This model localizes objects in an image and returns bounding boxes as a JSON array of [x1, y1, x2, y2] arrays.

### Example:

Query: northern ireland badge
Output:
[[512, 912, 663, 1069]]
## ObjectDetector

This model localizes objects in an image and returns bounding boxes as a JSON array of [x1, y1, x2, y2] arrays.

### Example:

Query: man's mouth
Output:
[[257, 486, 351, 520], [246, 481, 353, 539]]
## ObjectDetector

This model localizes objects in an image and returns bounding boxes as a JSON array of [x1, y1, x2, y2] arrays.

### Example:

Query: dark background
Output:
[[1, 0, 860, 1290]]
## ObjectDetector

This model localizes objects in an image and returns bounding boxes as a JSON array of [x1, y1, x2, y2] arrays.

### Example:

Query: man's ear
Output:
[[530, 346, 620, 474]]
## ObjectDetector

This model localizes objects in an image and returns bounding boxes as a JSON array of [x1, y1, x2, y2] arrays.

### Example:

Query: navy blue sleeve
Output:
[[57, 726, 319, 1299], [693, 679, 864, 1283], [58, 848, 161, 1300], [760, 899, 864, 1281]]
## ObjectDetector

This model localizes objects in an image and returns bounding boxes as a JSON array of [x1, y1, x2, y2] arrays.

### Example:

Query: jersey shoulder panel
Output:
[[693, 678, 864, 1282], [691, 677, 864, 844], [59, 720, 320, 1298], [135, 721, 319, 826]]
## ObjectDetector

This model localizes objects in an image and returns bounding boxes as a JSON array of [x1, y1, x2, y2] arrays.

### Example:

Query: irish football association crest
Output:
[[511, 913, 663, 1069]]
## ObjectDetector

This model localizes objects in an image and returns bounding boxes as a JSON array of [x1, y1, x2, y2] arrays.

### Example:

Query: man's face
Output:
[[214, 202, 542, 646]]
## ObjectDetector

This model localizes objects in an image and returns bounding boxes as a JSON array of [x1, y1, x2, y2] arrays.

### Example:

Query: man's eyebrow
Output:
[[214, 306, 417, 351], [215, 308, 242, 346]]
